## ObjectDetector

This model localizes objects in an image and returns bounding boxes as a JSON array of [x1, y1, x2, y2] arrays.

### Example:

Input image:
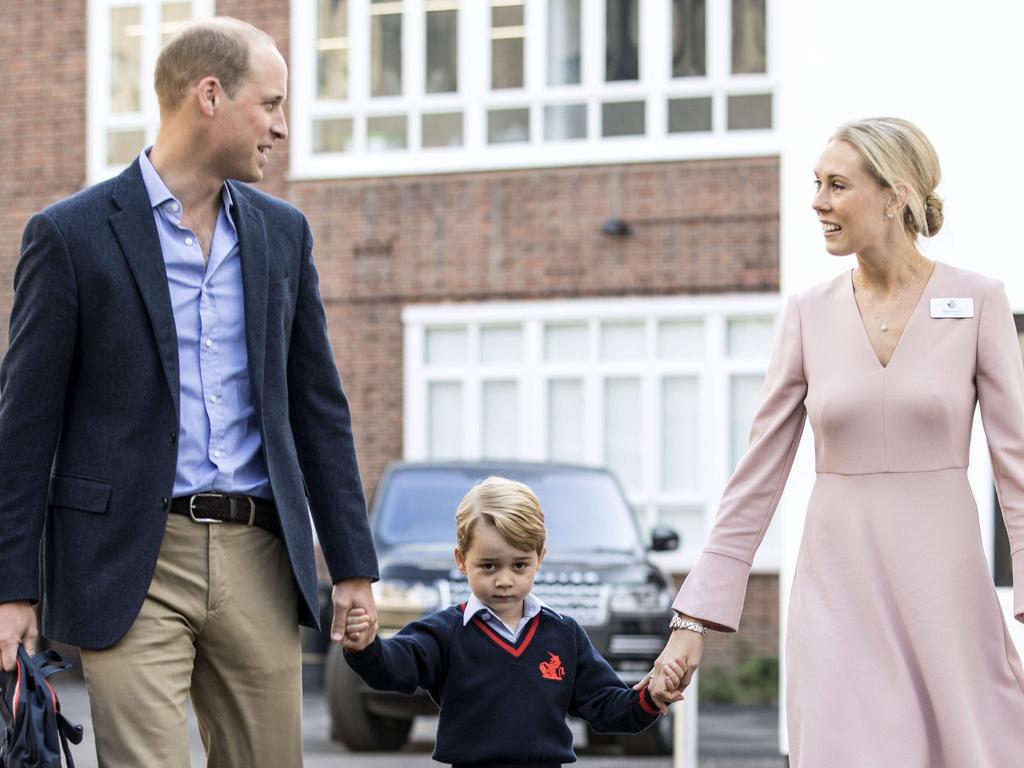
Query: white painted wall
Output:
[[776, 0, 1024, 753]]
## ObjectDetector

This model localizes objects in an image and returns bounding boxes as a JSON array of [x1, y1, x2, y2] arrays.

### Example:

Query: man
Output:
[[0, 17, 378, 766]]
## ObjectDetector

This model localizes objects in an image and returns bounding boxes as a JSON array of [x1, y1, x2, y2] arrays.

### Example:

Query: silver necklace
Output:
[[856, 257, 924, 333]]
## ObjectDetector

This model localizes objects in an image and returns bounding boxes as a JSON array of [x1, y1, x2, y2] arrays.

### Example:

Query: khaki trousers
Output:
[[80, 513, 302, 768]]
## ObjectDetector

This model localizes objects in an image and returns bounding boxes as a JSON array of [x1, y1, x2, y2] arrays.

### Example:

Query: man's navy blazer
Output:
[[0, 160, 379, 649]]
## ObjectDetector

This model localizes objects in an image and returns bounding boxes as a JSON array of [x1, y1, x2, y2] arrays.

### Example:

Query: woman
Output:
[[644, 117, 1024, 766]]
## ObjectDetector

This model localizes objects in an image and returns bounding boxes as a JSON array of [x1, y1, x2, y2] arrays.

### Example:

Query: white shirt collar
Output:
[[462, 592, 552, 628]]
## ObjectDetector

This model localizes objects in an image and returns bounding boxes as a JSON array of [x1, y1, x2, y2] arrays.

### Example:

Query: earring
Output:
[[886, 210, 894, 220]]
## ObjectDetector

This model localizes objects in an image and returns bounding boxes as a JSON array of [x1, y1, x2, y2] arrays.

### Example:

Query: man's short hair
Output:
[[455, 476, 546, 555], [154, 17, 274, 113]]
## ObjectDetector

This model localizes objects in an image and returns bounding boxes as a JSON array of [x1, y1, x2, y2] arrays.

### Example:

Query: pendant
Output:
[[880, 323, 889, 332]]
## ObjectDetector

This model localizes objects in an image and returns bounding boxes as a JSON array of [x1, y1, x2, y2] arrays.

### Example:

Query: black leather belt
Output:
[[169, 493, 282, 539]]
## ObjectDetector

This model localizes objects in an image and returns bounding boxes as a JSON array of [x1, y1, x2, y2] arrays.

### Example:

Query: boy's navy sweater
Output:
[[344, 603, 661, 767]]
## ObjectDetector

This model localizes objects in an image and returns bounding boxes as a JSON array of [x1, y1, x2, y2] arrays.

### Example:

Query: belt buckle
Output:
[[189, 492, 224, 524]]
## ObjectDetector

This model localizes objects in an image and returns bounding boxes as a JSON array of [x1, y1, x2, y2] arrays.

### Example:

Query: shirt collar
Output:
[[462, 592, 551, 626], [137, 147, 235, 222]]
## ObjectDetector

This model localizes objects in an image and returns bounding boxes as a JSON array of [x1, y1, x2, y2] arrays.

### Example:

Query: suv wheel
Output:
[[324, 643, 413, 751], [619, 708, 673, 755]]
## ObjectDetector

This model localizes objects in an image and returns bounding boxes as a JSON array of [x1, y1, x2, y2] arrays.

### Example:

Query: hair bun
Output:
[[923, 191, 944, 237]]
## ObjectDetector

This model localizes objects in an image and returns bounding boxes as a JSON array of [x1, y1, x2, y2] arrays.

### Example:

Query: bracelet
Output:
[[669, 614, 707, 636]]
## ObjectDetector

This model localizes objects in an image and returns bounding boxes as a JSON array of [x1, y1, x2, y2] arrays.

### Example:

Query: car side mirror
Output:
[[650, 526, 680, 552]]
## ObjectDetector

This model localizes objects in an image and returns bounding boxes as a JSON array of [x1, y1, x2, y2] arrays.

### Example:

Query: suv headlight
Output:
[[372, 580, 441, 631], [610, 583, 670, 614]]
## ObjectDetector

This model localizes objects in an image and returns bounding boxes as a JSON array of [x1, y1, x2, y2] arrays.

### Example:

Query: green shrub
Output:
[[697, 638, 779, 705]]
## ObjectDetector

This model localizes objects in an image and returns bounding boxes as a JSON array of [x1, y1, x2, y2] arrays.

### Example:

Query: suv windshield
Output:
[[375, 466, 642, 554]]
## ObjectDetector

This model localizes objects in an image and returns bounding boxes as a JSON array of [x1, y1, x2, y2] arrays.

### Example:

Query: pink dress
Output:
[[676, 262, 1024, 767]]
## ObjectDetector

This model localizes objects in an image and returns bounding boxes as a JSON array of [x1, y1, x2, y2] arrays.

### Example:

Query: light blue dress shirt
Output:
[[138, 149, 271, 499], [463, 592, 553, 642]]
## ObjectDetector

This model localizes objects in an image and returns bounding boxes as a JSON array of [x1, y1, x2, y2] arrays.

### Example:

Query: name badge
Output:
[[930, 298, 974, 318]]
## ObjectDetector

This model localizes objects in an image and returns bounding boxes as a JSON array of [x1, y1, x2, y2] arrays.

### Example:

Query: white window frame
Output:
[[403, 293, 782, 571], [290, 0, 779, 179], [87, 0, 215, 183]]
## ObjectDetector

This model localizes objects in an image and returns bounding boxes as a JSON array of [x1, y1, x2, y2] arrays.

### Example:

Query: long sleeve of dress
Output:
[[975, 281, 1024, 623], [673, 296, 808, 631]]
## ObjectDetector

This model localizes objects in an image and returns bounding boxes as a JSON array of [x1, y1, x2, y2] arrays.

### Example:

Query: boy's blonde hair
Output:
[[455, 476, 546, 555]]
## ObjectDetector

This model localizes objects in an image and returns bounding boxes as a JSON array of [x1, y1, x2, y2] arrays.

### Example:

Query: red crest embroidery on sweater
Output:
[[538, 652, 566, 681]]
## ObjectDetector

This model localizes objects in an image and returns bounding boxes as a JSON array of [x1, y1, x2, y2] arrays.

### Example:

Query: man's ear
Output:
[[196, 76, 222, 117], [453, 547, 468, 575]]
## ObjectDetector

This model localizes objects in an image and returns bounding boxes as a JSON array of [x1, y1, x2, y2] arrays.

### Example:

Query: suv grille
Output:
[[444, 580, 610, 626]]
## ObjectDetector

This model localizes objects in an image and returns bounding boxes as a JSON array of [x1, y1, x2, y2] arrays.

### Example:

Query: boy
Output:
[[344, 476, 685, 767]]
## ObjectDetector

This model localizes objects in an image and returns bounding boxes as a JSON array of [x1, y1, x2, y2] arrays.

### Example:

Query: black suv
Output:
[[323, 461, 680, 755]]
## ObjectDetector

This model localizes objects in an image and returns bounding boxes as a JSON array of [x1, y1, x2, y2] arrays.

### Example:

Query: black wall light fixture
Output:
[[601, 218, 632, 237]]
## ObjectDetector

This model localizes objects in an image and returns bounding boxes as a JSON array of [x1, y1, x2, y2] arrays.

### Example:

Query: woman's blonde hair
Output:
[[832, 117, 944, 238], [455, 476, 546, 555]]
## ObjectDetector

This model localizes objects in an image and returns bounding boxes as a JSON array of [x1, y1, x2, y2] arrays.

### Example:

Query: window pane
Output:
[[544, 104, 586, 141], [605, 378, 642, 492], [672, 0, 706, 77], [161, 2, 192, 47], [482, 381, 519, 458], [548, 379, 585, 462], [601, 321, 645, 361], [426, 327, 467, 365], [426, 8, 458, 93], [545, 323, 588, 362], [727, 317, 775, 357], [728, 94, 772, 130], [491, 2, 525, 89], [662, 377, 700, 492], [668, 97, 712, 133], [605, 0, 639, 82], [107, 129, 146, 165], [429, 382, 463, 459], [318, 0, 349, 99], [658, 321, 704, 359], [111, 6, 142, 114], [422, 112, 463, 148], [480, 326, 523, 364], [313, 118, 354, 153], [730, 375, 764, 470], [658, 506, 703, 551], [732, 0, 767, 74], [367, 115, 407, 150], [371, 4, 402, 97], [602, 101, 645, 137], [487, 108, 530, 144], [547, 0, 581, 86]]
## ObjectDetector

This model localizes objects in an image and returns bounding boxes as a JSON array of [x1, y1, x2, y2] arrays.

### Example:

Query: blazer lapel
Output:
[[229, 183, 268, 411], [110, 161, 180, 418]]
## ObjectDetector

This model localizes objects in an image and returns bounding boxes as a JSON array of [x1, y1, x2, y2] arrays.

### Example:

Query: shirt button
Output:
[[185, 237, 194, 246], [171, 202, 180, 212], [213, 450, 222, 458], [169, 431, 177, 444], [161, 497, 169, 510], [204, 338, 213, 348], [208, 394, 218, 403]]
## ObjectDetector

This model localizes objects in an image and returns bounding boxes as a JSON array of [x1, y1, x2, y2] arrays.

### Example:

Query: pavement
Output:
[[53, 679, 787, 767]]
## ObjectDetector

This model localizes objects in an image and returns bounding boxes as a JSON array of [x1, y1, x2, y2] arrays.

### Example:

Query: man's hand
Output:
[[0, 601, 38, 671], [329, 578, 377, 649]]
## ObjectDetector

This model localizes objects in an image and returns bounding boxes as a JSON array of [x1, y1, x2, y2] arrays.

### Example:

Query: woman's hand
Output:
[[635, 617, 705, 701]]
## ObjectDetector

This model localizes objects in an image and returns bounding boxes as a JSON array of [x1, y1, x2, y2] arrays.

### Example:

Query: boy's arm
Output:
[[567, 619, 662, 734], [344, 610, 453, 696]]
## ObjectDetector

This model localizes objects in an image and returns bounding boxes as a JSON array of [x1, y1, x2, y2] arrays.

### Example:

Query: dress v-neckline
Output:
[[848, 261, 940, 370]]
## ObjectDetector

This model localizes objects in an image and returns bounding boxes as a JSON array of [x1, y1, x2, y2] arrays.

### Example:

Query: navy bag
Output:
[[0, 646, 83, 768]]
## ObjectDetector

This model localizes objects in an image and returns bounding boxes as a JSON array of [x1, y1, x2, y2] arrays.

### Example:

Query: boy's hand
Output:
[[646, 658, 687, 712], [342, 607, 378, 652]]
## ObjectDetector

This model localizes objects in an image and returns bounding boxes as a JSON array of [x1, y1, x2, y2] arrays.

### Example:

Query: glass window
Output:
[[367, 115, 407, 150], [668, 97, 712, 133], [371, 0, 403, 97], [605, 378, 643, 492], [672, 0, 706, 78], [605, 0, 639, 82], [482, 381, 519, 458], [480, 325, 523, 364], [548, 379, 585, 463], [491, 1, 525, 90], [732, 0, 767, 75], [602, 101, 645, 138], [426, 327, 467, 365], [422, 112, 463, 148], [313, 118, 354, 153], [544, 104, 586, 141], [727, 317, 775, 357], [601, 321, 645, 361], [428, 382, 463, 458], [658, 320, 704, 359], [487, 107, 530, 144], [426, 1, 458, 94], [161, 2, 192, 46], [545, 323, 589, 363], [111, 6, 142, 114], [661, 377, 700, 492], [317, 0, 349, 99], [728, 93, 772, 130], [547, 0, 581, 86], [107, 129, 147, 165], [730, 374, 764, 470]]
